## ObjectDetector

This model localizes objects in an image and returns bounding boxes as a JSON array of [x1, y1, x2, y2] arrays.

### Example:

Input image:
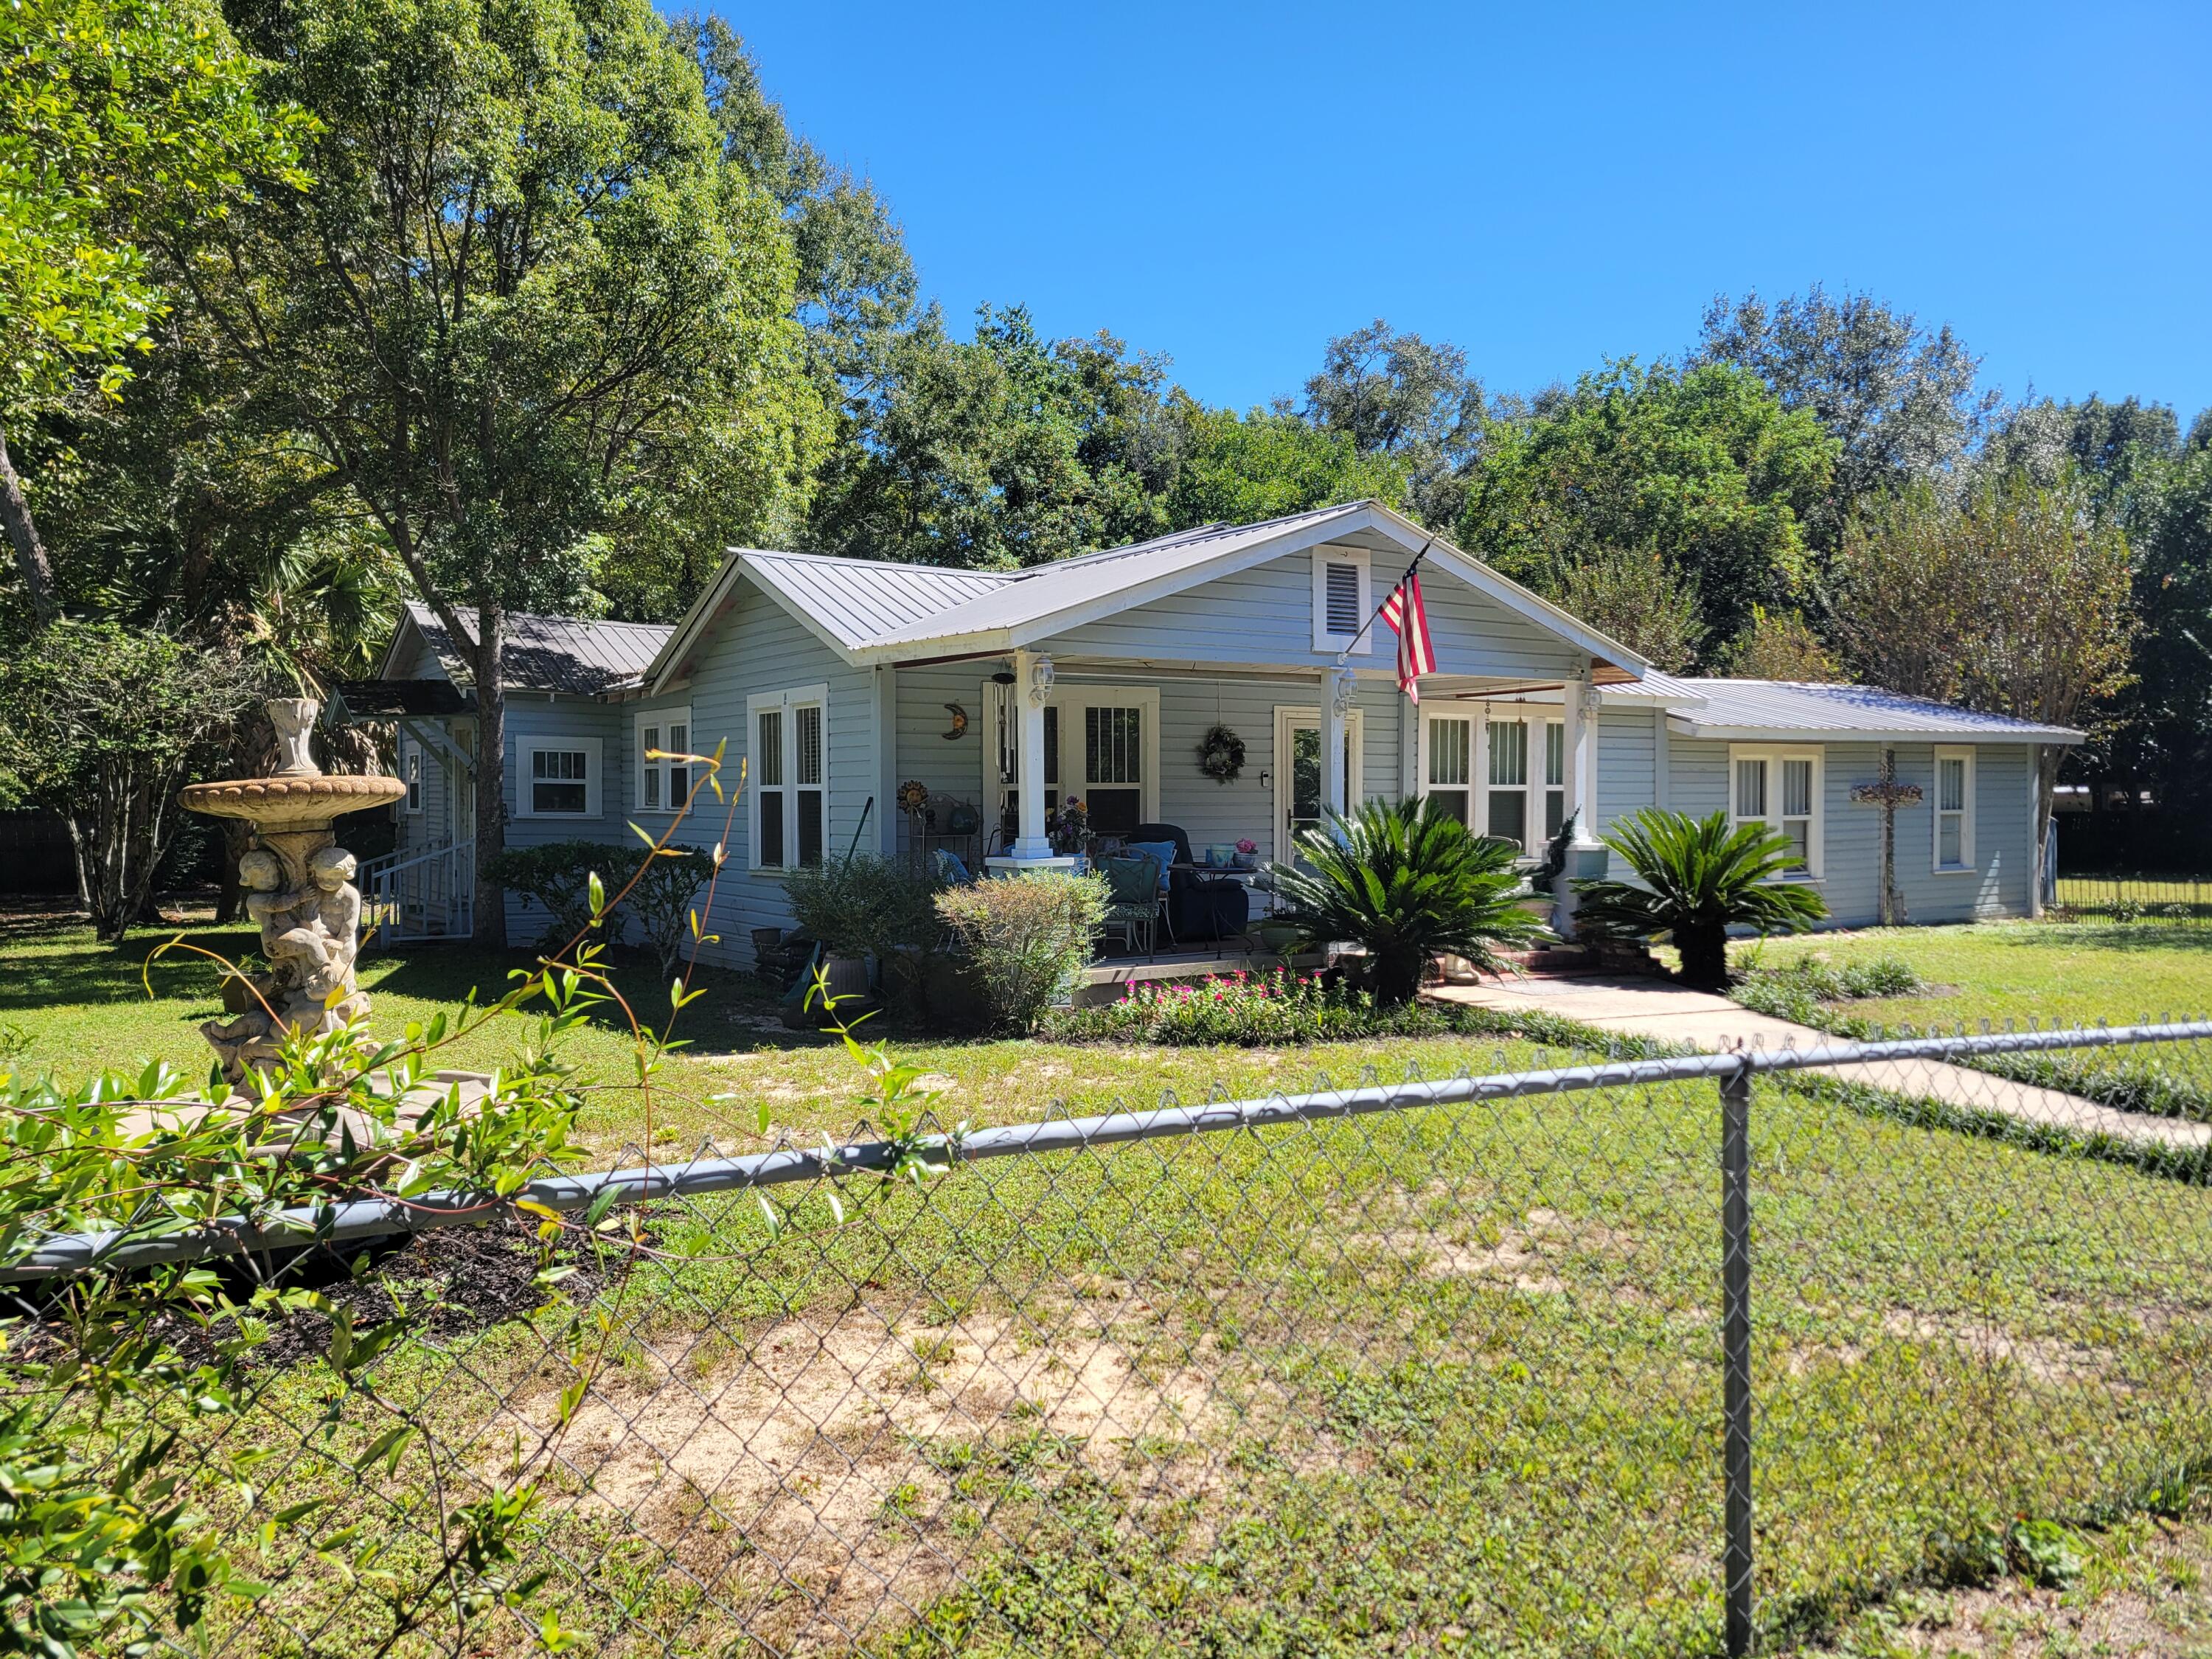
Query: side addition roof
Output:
[[1663, 680, 2084, 744], [386, 602, 675, 695]]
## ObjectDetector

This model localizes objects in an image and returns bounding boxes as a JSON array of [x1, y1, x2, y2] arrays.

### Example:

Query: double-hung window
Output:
[[636, 707, 692, 814], [521, 737, 601, 818], [1420, 709, 1565, 855], [1729, 746, 1822, 877], [749, 686, 828, 870], [1933, 746, 1975, 872], [400, 740, 423, 815]]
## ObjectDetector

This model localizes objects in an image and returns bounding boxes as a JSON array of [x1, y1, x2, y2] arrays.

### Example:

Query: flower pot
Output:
[[1256, 919, 1304, 956], [819, 951, 872, 1005]]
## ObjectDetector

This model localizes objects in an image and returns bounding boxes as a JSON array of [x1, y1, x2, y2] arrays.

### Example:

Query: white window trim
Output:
[[400, 738, 424, 815], [979, 681, 1164, 828], [748, 683, 829, 874], [633, 704, 695, 816], [1310, 546, 1374, 655], [1932, 745, 1976, 874], [518, 736, 602, 819], [1728, 743, 1823, 880], [1416, 704, 1566, 857], [1272, 703, 1366, 858]]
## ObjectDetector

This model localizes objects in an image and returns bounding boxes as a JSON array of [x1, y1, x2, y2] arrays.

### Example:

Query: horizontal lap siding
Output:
[[1595, 710, 1655, 836], [1046, 549, 1590, 680], [498, 700, 623, 938], [892, 665, 997, 859], [681, 582, 874, 967]]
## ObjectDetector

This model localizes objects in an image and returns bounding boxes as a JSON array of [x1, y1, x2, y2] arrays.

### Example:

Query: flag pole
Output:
[[1336, 537, 1434, 665]]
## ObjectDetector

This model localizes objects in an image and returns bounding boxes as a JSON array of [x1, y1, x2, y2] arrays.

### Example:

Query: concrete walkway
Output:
[[1429, 975, 2212, 1153]]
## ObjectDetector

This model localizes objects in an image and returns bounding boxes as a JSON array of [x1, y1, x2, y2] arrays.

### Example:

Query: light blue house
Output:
[[346, 501, 2079, 964]]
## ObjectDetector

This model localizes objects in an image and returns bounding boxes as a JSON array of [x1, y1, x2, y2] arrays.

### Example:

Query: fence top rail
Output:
[[8, 1018, 2210, 1281]]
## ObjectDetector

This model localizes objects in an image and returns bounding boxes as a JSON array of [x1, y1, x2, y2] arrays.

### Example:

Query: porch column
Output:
[[1562, 662, 1601, 846], [1321, 667, 1354, 837], [1009, 649, 1055, 861]]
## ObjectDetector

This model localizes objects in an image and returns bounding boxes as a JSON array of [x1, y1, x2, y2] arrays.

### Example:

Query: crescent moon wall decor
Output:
[[942, 703, 969, 740]]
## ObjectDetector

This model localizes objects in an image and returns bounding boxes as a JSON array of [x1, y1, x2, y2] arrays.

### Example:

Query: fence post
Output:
[[1721, 1057, 1755, 1657]]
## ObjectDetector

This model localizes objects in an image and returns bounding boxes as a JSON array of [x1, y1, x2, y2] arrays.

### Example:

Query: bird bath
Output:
[[180, 698, 406, 1084]]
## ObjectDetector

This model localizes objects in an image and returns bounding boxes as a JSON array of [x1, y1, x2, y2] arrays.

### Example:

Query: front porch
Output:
[[1074, 943, 1332, 1006], [889, 651, 1616, 888]]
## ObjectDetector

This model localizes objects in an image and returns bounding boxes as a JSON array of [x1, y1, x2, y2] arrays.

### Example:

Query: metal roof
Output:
[[1663, 680, 2084, 743], [403, 602, 673, 695], [736, 551, 1012, 651], [856, 503, 1377, 650], [332, 678, 470, 718]]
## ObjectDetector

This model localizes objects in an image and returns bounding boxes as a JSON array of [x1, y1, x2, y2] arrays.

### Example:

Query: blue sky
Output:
[[716, 0, 2211, 420]]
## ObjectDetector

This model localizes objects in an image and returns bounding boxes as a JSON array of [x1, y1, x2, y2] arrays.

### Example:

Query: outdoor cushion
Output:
[[1126, 841, 1180, 878], [1101, 852, 1162, 906]]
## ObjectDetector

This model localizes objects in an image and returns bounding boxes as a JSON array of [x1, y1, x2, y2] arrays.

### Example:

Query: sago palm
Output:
[[1267, 796, 1548, 1006], [1571, 809, 1828, 990]]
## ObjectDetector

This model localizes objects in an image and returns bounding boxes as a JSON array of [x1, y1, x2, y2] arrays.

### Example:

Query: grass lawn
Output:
[[1736, 919, 2212, 1034], [9, 901, 2212, 1656]]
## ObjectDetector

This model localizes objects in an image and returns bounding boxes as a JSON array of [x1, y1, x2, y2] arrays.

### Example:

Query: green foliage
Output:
[[0, 619, 264, 942], [485, 841, 642, 953], [1731, 954, 1924, 1023], [1543, 545, 1705, 672], [1164, 397, 1409, 530], [1050, 968, 1566, 1048], [1265, 796, 1548, 1007], [625, 846, 717, 980], [784, 854, 941, 959], [1967, 1051, 2212, 1126], [934, 872, 1108, 1033], [1459, 358, 1837, 654], [0, 0, 308, 417], [1573, 809, 1828, 990]]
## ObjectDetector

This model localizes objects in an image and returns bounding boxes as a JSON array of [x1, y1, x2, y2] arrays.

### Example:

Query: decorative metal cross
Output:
[[1849, 748, 1922, 925]]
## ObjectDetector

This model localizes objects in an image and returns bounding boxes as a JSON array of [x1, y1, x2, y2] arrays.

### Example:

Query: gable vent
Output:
[[1324, 562, 1363, 636]]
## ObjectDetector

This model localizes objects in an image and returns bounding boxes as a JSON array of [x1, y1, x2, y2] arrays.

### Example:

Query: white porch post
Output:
[[1562, 661, 1601, 846], [1322, 667, 1354, 836], [1009, 649, 1054, 861]]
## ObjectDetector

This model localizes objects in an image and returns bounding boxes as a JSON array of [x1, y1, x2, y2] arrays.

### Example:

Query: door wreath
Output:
[[1197, 724, 1246, 783]]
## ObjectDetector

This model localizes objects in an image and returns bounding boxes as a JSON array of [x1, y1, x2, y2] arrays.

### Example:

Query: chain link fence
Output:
[[31, 1021, 2212, 1658]]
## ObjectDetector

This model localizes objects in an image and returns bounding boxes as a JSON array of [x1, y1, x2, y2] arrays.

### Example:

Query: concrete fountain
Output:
[[180, 697, 407, 1085]]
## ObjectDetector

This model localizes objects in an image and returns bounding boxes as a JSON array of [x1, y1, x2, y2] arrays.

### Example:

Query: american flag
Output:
[[1380, 569, 1436, 703]]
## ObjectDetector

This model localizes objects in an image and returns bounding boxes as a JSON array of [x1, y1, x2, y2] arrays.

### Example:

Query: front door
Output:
[[1272, 706, 1364, 863]]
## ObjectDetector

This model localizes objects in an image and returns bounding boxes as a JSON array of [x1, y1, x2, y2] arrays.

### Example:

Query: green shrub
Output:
[[625, 846, 717, 978], [1573, 809, 1828, 990], [1265, 796, 1547, 1006], [1970, 1051, 2212, 1124], [935, 872, 1107, 1033], [487, 840, 644, 950], [1046, 968, 1687, 1057], [1731, 954, 1925, 1023], [785, 855, 943, 959]]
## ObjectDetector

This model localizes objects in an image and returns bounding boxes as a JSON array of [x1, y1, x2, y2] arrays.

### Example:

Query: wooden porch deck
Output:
[[1074, 947, 1329, 1006]]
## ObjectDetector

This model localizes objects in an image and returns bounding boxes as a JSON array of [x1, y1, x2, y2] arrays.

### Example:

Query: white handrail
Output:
[[361, 837, 474, 946]]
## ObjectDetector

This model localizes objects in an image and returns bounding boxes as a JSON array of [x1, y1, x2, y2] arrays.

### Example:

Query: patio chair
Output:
[[1130, 822, 1249, 944], [1096, 850, 1165, 957]]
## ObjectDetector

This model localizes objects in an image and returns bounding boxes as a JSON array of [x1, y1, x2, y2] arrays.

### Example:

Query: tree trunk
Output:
[[1677, 923, 1730, 992], [0, 421, 58, 626], [471, 599, 508, 947], [2030, 744, 2060, 919]]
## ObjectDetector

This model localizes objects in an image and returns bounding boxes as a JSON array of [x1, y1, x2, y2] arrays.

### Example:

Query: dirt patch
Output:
[[1879, 1310, 2111, 1384], [505, 1293, 1220, 1652], [1343, 1205, 1640, 1297]]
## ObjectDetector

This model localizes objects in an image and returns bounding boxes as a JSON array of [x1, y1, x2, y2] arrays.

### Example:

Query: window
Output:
[[748, 685, 828, 870], [1545, 720, 1565, 839], [1310, 546, 1373, 654], [401, 741, 423, 815], [1729, 745, 1822, 877], [636, 707, 692, 814], [1933, 746, 1975, 872], [521, 737, 601, 818], [1486, 718, 1530, 845], [1420, 709, 1563, 855], [989, 683, 1160, 837], [1275, 705, 1366, 856], [1423, 713, 1472, 824]]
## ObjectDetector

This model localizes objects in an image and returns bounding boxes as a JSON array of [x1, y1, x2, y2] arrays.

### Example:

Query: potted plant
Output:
[[1234, 837, 1259, 869], [781, 859, 881, 1006]]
